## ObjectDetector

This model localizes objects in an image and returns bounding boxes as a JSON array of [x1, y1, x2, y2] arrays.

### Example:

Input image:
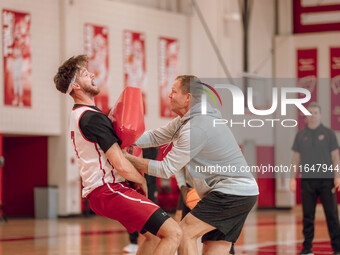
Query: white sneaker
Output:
[[123, 243, 138, 253]]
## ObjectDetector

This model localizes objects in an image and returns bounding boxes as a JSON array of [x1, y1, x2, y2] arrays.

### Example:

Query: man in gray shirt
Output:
[[125, 75, 259, 255]]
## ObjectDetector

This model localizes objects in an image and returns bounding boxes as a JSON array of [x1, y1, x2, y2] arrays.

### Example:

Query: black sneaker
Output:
[[299, 248, 313, 255]]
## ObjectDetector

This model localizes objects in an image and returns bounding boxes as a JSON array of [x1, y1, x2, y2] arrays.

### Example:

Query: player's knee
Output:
[[179, 224, 200, 240], [159, 220, 182, 244], [142, 231, 154, 241], [170, 223, 182, 245]]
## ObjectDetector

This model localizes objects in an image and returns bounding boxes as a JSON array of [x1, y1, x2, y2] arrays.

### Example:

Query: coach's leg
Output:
[[153, 217, 182, 255], [137, 232, 160, 255], [202, 240, 231, 255], [178, 213, 216, 255]]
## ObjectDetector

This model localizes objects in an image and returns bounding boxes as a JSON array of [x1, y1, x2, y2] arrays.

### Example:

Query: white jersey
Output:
[[69, 106, 125, 197]]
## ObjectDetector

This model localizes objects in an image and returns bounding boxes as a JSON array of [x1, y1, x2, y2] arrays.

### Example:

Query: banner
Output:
[[296, 49, 318, 129], [330, 47, 340, 131], [3, 9, 32, 107], [123, 30, 147, 113], [159, 37, 179, 118], [84, 23, 109, 113]]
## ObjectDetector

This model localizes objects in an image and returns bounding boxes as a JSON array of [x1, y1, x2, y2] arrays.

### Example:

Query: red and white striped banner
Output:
[[330, 47, 340, 130], [123, 30, 147, 113], [84, 23, 109, 113], [159, 37, 179, 118], [296, 49, 318, 129], [3, 9, 32, 107]]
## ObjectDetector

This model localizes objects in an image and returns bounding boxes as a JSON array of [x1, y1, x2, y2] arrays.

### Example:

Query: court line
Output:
[[0, 229, 127, 242]]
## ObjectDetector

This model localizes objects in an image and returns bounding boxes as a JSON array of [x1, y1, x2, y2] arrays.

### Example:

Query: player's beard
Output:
[[83, 83, 100, 97]]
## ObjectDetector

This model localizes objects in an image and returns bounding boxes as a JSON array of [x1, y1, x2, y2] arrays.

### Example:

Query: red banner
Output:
[[123, 30, 147, 113], [330, 47, 340, 131], [84, 24, 109, 113], [296, 49, 318, 129], [159, 37, 179, 118], [3, 9, 32, 107]]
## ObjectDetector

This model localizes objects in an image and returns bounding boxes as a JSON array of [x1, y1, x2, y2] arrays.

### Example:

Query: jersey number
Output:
[[71, 131, 80, 159]]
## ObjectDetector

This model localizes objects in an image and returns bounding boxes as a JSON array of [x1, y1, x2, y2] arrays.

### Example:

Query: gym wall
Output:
[[0, 0, 61, 135]]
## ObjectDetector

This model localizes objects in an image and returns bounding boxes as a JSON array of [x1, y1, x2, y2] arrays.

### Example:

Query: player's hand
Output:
[[334, 178, 340, 192], [289, 178, 296, 192], [180, 186, 191, 205], [122, 148, 129, 156], [134, 181, 148, 198]]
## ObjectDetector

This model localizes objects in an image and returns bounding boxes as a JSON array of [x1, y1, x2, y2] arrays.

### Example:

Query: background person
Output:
[[290, 102, 340, 255]]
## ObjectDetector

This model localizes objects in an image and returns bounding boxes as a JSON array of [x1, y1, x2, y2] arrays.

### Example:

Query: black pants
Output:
[[301, 179, 340, 251]]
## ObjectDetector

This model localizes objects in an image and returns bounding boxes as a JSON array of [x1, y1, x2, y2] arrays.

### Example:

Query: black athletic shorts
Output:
[[190, 191, 258, 243], [140, 208, 170, 235]]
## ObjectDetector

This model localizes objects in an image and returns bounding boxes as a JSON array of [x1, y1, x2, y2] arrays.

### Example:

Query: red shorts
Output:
[[88, 182, 159, 233]]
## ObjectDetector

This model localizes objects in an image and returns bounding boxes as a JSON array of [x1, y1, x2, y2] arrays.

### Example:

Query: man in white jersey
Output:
[[53, 55, 182, 255], [125, 75, 259, 255]]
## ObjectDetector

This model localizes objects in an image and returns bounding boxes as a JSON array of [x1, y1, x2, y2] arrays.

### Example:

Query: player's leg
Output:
[[138, 208, 182, 255], [201, 229, 233, 255], [178, 213, 215, 255], [202, 240, 231, 255], [88, 183, 182, 254], [137, 231, 160, 255], [178, 192, 257, 255], [123, 231, 139, 253], [153, 217, 182, 255]]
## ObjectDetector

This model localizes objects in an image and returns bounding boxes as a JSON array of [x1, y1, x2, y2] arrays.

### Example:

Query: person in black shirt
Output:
[[290, 102, 340, 255]]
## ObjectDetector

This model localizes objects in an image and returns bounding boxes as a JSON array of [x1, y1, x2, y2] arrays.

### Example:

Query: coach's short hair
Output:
[[175, 75, 203, 102]]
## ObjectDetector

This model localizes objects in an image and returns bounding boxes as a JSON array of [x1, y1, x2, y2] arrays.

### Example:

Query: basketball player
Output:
[[53, 55, 182, 255]]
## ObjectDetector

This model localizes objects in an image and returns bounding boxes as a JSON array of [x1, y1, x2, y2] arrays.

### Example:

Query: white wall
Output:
[[190, 0, 275, 146], [0, 0, 61, 135]]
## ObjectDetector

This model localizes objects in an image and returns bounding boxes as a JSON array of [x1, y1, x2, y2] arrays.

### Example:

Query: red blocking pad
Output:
[[108, 87, 145, 149]]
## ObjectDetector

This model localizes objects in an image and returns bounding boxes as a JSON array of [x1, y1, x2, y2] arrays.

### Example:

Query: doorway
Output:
[[3, 136, 48, 217]]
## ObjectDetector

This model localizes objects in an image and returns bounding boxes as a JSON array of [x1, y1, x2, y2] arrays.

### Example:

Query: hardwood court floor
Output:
[[0, 205, 336, 254]]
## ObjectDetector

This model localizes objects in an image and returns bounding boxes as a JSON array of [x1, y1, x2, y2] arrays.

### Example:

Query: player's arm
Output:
[[80, 111, 147, 193], [331, 149, 340, 191], [289, 152, 300, 192], [106, 143, 147, 186], [124, 152, 150, 174]]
